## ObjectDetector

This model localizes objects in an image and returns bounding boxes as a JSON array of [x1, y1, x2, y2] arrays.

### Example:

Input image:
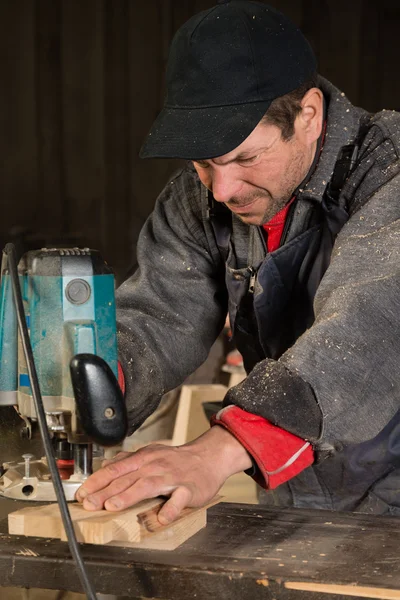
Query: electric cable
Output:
[[4, 243, 98, 600]]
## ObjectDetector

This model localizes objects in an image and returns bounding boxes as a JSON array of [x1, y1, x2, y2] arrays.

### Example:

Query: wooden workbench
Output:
[[0, 499, 399, 599]]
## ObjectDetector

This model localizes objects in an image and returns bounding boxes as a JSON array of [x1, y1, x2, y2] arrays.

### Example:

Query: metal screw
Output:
[[22, 454, 35, 479], [104, 408, 115, 419]]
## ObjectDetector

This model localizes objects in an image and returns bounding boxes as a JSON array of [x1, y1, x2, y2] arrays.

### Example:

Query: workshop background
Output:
[[0, 0, 399, 284], [1, 2, 400, 599]]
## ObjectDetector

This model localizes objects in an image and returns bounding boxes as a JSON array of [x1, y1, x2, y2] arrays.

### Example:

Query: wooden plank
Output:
[[171, 384, 258, 505], [285, 581, 400, 599], [109, 505, 208, 551], [3, 503, 400, 599], [8, 496, 221, 551], [8, 501, 111, 541], [9, 504, 62, 538], [59, 498, 163, 544], [171, 384, 228, 446]]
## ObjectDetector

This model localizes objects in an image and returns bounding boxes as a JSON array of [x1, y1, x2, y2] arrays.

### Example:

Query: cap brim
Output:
[[139, 101, 271, 160]]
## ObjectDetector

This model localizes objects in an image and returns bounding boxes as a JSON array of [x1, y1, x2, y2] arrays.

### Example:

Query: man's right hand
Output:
[[76, 425, 252, 525]]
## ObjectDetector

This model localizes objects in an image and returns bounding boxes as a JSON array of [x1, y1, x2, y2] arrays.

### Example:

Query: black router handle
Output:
[[70, 354, 128, 446]]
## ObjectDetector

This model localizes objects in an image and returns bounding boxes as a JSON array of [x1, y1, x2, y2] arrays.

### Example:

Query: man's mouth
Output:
[[227, 198, 259, 214]]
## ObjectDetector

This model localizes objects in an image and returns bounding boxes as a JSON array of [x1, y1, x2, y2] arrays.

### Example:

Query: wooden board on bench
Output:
[[8, 496, 221, 551]]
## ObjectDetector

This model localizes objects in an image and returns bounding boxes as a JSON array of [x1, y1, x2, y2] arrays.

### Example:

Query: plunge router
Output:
[[0, 247, 127, 502]]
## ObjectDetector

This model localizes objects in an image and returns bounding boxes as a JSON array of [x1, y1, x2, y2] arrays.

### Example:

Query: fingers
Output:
[[80, 470, 142, 511], [81, 468, 192, 518], [75, 441, 216, 521], [99, 477, 193, 524], [103, 475, 172, 511], [157, 486, 192, 525], [76, 452, 144, 502], [76, 444, 176, 502]]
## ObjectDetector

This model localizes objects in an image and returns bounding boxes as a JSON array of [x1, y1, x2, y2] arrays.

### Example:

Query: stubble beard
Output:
[[228, 183, 295, 226], [229, 145, 312, 226]]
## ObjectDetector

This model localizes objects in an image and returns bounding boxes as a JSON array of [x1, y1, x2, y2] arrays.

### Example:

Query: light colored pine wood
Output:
[[8, 496, 221, 551], [108, 507, 207, 551], [8, 503, 66, 538], [227, 370, 246, 387], [171, 384, 228, 446], [285, 581, 400, 599], [171, 384, 258, 505]]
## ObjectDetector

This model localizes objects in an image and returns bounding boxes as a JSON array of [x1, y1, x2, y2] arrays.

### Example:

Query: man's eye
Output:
[[238, 155, 259, 165]]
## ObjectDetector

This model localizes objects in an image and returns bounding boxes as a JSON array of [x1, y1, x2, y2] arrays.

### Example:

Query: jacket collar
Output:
[[297, 76, 368, 205]]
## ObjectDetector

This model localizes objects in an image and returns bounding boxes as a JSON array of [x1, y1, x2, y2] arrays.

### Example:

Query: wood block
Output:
[[8, 504, 65, 539], [172, 384, 228, 446], [227, 370, 246, 388], [171, 384, 258, 505], [8, 496, 221, 551], [109, 504, 208, 551]]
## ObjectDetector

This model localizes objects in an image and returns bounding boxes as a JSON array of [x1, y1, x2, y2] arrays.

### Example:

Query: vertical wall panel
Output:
[[359, 1, 381, 113], [127, 0, 165, 267], [61, 0, 106, 247], [377, 0, 400, 111], [193, 0, 215, 13], [103, 0, 130, 276], [0, 1, 37, 228], [302, 0, 363, 106], [0, 0, 399, 279], [127, 0, 184, 274], [35, 0, 65, 234], [267, 0, 302, 24]]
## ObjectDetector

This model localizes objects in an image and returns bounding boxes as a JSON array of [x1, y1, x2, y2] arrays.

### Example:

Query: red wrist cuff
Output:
[[211, 405, 314, 489], [117, 361, 126, 396]]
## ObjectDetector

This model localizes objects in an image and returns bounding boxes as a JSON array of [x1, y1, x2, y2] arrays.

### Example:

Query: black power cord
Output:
[[5, 243, 97, 600]]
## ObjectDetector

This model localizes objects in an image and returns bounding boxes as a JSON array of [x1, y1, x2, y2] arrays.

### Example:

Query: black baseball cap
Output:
[[140, 0, 317, 160]]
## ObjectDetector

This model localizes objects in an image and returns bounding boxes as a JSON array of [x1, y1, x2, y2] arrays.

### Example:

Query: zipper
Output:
[[280, 197, 297, 246], [246, 227, 266, 295], [257, 225, 268, 254], [247, 266, 257, 294]]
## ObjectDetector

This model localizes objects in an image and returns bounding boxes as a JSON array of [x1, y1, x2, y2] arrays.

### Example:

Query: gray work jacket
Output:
[[116, 77, 400, 514]]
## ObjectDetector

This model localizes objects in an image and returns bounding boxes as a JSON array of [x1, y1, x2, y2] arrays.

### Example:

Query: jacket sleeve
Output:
[[116, 166, 227, 434], [224, 172, 400, 453], [211, 406, 315, 489]]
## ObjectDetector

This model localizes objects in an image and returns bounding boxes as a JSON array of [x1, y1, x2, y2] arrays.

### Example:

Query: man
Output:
[[76, 0, 400, 523]]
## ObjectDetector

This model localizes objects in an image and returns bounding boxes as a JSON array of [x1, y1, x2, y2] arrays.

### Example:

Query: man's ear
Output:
[[297, 88, 324, 143]]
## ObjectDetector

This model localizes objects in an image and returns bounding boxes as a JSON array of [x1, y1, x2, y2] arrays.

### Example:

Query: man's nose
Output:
[[211, 167, 242, 203]]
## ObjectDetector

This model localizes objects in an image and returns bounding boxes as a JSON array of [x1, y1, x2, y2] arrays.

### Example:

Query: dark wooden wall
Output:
[[0, 0, 399, 281]]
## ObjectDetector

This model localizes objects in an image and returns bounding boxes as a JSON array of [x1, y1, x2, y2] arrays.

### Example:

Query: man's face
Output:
[[193, 93, 322, 226]]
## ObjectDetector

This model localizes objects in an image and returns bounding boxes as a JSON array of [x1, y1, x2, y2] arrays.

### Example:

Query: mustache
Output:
[[227, 190, 270, 207]]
